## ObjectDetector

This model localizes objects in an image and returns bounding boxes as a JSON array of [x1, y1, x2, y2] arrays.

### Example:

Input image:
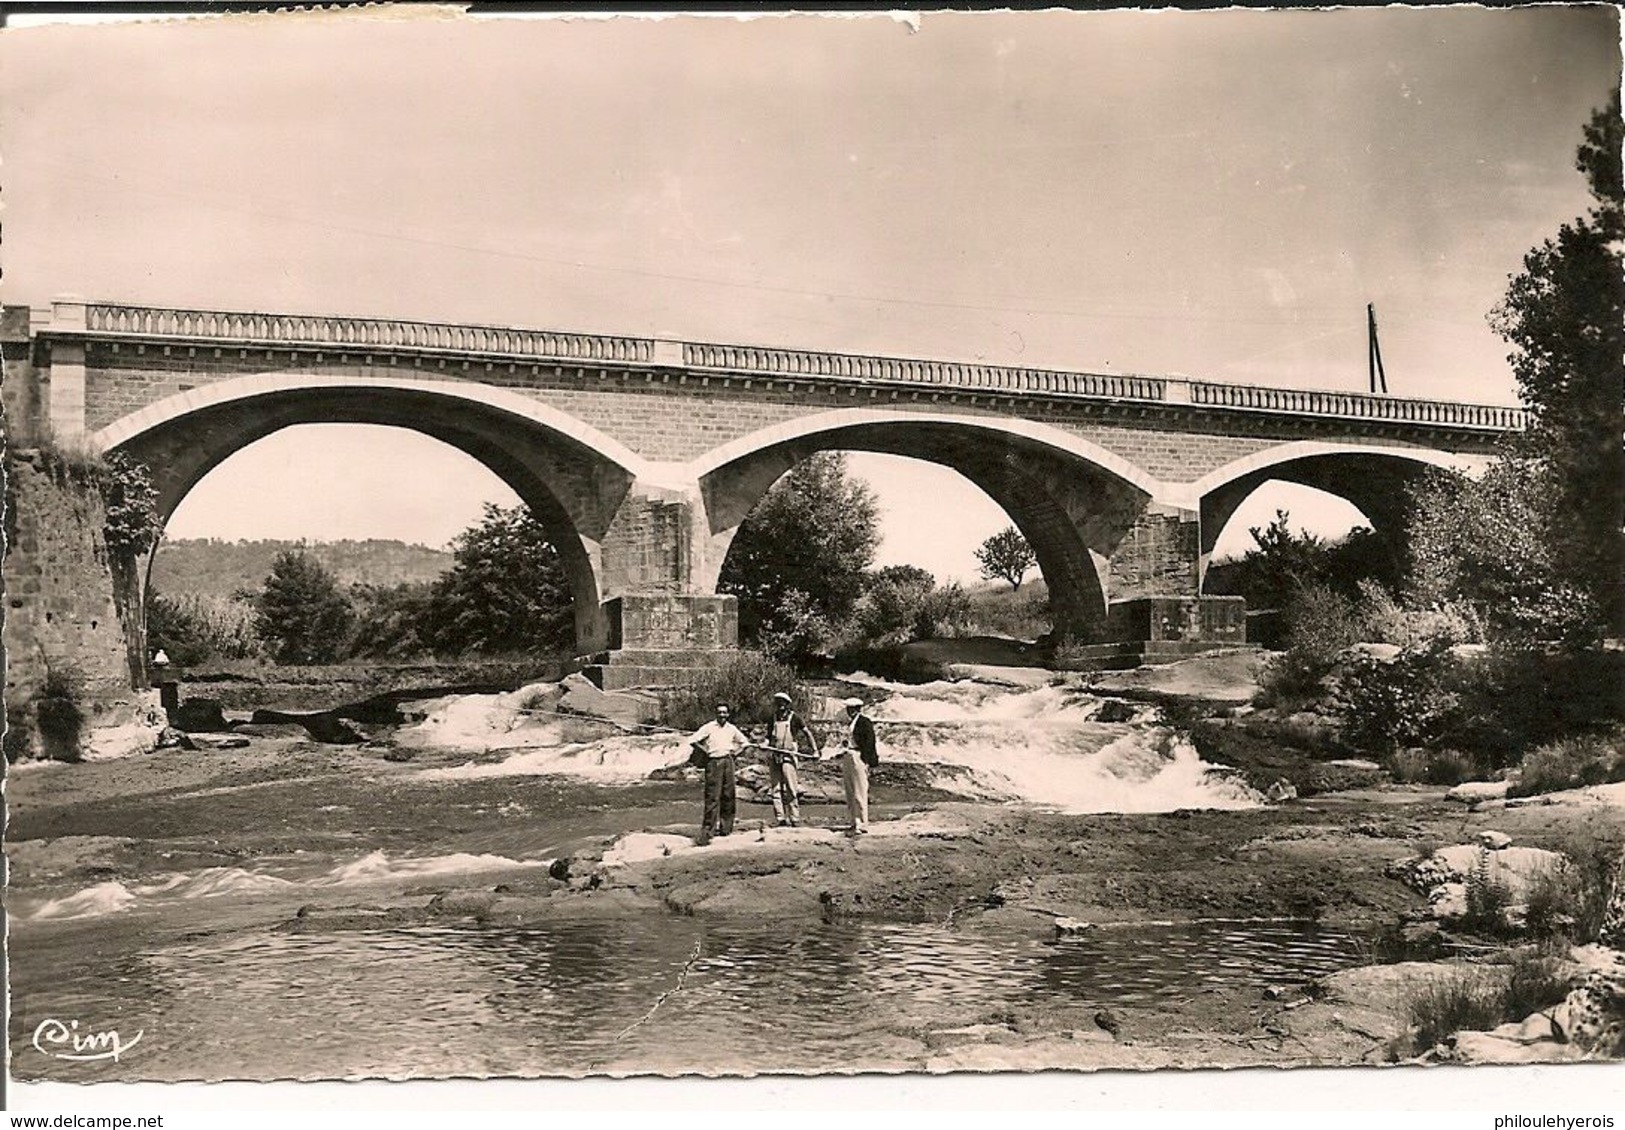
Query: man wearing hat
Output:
[[839, 697, 878, 834], [764, 691, 819, 827], [688, 702, 748, 844]]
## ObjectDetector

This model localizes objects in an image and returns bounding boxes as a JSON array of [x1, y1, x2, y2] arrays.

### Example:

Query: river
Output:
[[9, 673, 1379, 1081]]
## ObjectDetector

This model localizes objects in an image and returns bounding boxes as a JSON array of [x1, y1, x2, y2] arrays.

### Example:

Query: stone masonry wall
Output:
[[78, 348, 1488, 484], [3, 452, 140, 712], [1107, 509, 1201, 599]]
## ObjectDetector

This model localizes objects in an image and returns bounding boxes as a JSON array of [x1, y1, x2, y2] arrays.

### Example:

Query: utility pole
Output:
[[1367, 302, 1389, 394]]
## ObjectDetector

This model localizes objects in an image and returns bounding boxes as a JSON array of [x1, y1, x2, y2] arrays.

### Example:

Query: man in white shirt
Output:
[[689, 703, 749, 844]]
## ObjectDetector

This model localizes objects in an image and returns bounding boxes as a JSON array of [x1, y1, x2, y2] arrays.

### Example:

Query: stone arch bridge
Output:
[[2, 300, 1522, 685]]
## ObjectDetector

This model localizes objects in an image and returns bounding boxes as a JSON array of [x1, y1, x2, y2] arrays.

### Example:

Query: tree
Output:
[[1488, 91, 1625, 637], [719, 452, 880, 644], [424, 504, 575, 655], [254, 550, 354, 665], [347, 581, 438, 659], [974, 526, 1037, 591], [855, 565, 938, 644], [1406, 463, 1598, 647]]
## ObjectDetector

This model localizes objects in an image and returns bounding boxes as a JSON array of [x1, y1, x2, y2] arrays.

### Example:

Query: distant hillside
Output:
[[151, 539, 454, 599]]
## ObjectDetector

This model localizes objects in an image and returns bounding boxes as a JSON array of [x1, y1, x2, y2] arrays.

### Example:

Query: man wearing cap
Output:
[[839, 697, 878, 834], [764, 691, 819, 828], [689, 703, 748, 844]]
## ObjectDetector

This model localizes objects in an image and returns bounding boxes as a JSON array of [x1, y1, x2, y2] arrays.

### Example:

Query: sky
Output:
[[3, 7, 1618, 578]]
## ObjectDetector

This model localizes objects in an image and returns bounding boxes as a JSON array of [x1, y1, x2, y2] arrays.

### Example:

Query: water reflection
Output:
[[12, 915, 1362, 1081]]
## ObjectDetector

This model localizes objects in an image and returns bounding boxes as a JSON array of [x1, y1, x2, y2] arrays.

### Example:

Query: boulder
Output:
[[1054, 917, 1094, 936], [1599, 849, 1625, 949], [230, 722, 312, 740], [156, 726, 196, 751], [1341, 642, 1401, 664], [1265, 779, 1299, 803], [557, 673, 660, 729], [1551, 969, 1625, 1056], [600, 832, 694, 867], [1446, 781, 1510, 804], [1449, 1026, 1588, 1065], [1306, 760, 1384, 793], [81, 722, 162, 761], [1476, 830, 1514, 851], [172, 698, 229, 733], [300, 714, 366, 745], [1094, 700, 1137, 724], [1392, 842, 1571, 926], [190, 734, 250, 751]]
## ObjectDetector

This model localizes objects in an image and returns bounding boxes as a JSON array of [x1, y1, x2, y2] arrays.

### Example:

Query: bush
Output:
[[255, 551, 355, 665], [658, 652, 810, 731], [915, 582, 974, 640], [1356, 580, 1482, 649], [1255, 582, 1361, 707], [1383, 747, 1480, 786], [1452, 649, 1625, 760], [849, 570, 975, 649], [347, 582, 439, 660], [1508, 732, 1625, 798], [1332, 639, 1465, 753], [1399, 952, 1572, 1056], [33, 667, 87, 762], [1530, 825, 1622, 943], [961, 581, 1051, 641], [852, 566, 937, 645], [4, 707, 36, 763], [147, 591, 264, 666], [1402, 969, 1510, 1055], [756, 589, 837, 668]]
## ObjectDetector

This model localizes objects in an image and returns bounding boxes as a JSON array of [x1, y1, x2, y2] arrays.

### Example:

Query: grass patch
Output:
[[1398, 952, 1572, 1056], [1383, 747, 1482, 787], [1508, 732, 1625, 798]]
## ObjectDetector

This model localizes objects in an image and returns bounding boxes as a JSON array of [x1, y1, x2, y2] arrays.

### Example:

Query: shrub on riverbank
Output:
[[1507, 733, 1625, 799], [658, 652, 811, 730], [25, 666, 88, 762], [1382, 747, 1482, 786], [1397, 952, 1572, 1057]]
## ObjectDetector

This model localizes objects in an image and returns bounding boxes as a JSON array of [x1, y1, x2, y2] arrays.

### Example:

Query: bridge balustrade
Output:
[[73, 302, 1522, 430]]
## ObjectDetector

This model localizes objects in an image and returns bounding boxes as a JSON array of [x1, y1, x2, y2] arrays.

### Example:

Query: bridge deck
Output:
[[29, 300, 1525, 433]]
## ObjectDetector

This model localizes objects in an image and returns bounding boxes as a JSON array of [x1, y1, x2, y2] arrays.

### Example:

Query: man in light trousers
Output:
[[840, 696, 878, 835], [764, 691, 819, 827]]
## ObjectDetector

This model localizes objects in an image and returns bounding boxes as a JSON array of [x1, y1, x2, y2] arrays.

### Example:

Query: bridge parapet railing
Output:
[[681, 341, 1167, 400], [1188, 380, 1525, 430], [83, 304, 655, 364], [66, 302, 1524, 430]]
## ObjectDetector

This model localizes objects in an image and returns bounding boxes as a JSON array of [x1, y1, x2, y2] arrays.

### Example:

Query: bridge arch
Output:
[[93, 373, 649, 650], [690, 409, 1160, 639], [1187, 440, 1490, 588]]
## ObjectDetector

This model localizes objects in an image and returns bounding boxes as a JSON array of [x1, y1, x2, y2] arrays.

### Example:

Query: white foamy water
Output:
[[25, 880, 140, 921], [394, 683, 581, 754], [863, 677, 1111, 725], [311, 850, 547, 886], [397, 674, 1256, 813], [416, 734, 683, 784], [21, 851, 547, 922], [852, 675, 1261, 814]]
